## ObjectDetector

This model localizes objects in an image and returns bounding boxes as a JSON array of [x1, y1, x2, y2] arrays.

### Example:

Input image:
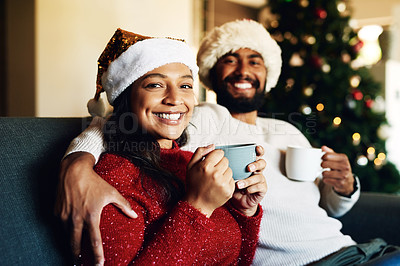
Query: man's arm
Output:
[[63, 116, 107, 163], [55, 118, 137, 265]]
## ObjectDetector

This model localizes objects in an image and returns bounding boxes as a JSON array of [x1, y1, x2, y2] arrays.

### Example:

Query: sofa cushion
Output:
[[339, 192, 400, 246], [0, 117, 90, 265]]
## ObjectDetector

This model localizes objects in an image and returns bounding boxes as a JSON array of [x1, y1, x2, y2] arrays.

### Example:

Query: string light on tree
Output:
[[341, 52, 351, 63], [301, 105, 312, 115], [367, 146, 376, 160], [337, 1, 347, 13], [337, 1, 350, 16], [289, 53, 304, 66], [299, 0, 309, 8], [285, 78, 295, 91], [377, 124, 391, 140], [316, 103, 324, 111], [326, 33, 334, 42], [356, 155, 368, 166], [333, 117, 342, 127], [303, 86, 314, 97], [377, 152, 386, 161], [374, 158, 383, 169], [303, 35, 316, 45], [322, 63, 331, 73], [350, 75, 361, 88], [352, 132, 361, 145]]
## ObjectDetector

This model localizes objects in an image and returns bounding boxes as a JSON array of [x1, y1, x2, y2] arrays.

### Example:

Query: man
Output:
[[57, 20, 399, 265]]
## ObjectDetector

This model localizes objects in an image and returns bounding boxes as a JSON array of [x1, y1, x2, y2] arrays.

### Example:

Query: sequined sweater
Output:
[[83, 144, 262, 265]]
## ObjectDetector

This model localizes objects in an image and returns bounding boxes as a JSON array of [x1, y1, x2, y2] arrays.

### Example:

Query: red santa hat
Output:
[[87, 28, 198, 117]]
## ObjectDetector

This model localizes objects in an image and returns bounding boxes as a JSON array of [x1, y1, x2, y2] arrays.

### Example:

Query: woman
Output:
[[81, 29, 267, 265]]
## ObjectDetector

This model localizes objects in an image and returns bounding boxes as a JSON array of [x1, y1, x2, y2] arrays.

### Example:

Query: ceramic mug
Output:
[[216, 143, 257, 181], [285, 145, 326, 182]]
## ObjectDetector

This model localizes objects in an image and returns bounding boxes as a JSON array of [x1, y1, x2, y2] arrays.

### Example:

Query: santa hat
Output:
[[197, 19, 282, 93], [87, 28, 198, 117]]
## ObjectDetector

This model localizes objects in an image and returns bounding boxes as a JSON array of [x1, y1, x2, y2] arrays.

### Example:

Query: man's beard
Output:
[[215, 82, 266, 113]]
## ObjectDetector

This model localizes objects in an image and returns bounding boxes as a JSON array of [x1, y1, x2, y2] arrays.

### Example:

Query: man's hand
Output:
[[55, 152, 137, 265], [321, 146, 355, 196], [230, 145, 267, 216]]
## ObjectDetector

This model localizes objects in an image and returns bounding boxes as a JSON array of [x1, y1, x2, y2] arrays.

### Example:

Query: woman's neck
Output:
[[158, 139, 173, 149]]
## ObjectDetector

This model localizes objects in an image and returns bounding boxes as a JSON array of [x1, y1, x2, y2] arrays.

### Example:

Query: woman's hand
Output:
[[185, 145, 235, 217], [231, 145, 267, 216], [55, 152, 137, 265]]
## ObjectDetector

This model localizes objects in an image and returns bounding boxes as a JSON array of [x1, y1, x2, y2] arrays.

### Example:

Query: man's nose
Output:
[[235, 62, 250, 77]]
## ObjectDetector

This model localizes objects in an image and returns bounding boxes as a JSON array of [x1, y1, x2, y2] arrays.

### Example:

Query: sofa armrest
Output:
[[339, 192, 400, 246]]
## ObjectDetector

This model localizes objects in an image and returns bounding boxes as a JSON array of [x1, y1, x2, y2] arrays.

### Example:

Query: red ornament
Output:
[[310, 55, 323, 68], [365, 99, 374, 108], [352, 89, 363, 101], [315, 8, 327, 19], [352, 40, 364, 53]]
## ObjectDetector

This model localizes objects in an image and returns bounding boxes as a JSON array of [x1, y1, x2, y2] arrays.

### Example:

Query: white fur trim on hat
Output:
[[102, 38, 198, 105], [197, 19, 282, 93]]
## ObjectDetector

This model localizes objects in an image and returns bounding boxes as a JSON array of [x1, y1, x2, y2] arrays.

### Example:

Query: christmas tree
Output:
[[261, 0, 400, 193]]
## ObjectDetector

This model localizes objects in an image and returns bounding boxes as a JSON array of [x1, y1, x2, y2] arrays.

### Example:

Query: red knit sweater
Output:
[[83, 144, 262, 265]]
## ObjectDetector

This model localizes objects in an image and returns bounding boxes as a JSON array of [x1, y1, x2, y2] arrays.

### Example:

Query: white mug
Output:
[[285, 146, 325, 182]]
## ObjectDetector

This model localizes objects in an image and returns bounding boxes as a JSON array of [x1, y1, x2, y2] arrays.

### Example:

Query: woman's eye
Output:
[[145, 83, 162, 88], [181, 84, 193, 89]]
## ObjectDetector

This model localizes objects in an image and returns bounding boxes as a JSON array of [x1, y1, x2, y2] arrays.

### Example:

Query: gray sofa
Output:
[[0, 117, 399, 265]]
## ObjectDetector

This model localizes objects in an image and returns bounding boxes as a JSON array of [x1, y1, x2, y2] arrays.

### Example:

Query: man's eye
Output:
[[223, 58, 237, 64], [250, 60, 262, 65]]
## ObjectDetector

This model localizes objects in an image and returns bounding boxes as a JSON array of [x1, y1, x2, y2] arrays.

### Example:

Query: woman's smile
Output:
[[153, 112, 186, 124]]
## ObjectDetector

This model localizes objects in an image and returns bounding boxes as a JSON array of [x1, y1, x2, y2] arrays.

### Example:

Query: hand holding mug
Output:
[[185, 144, 235, 217], [230, 145, 267, 217], [321, 146, 355, 196]]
